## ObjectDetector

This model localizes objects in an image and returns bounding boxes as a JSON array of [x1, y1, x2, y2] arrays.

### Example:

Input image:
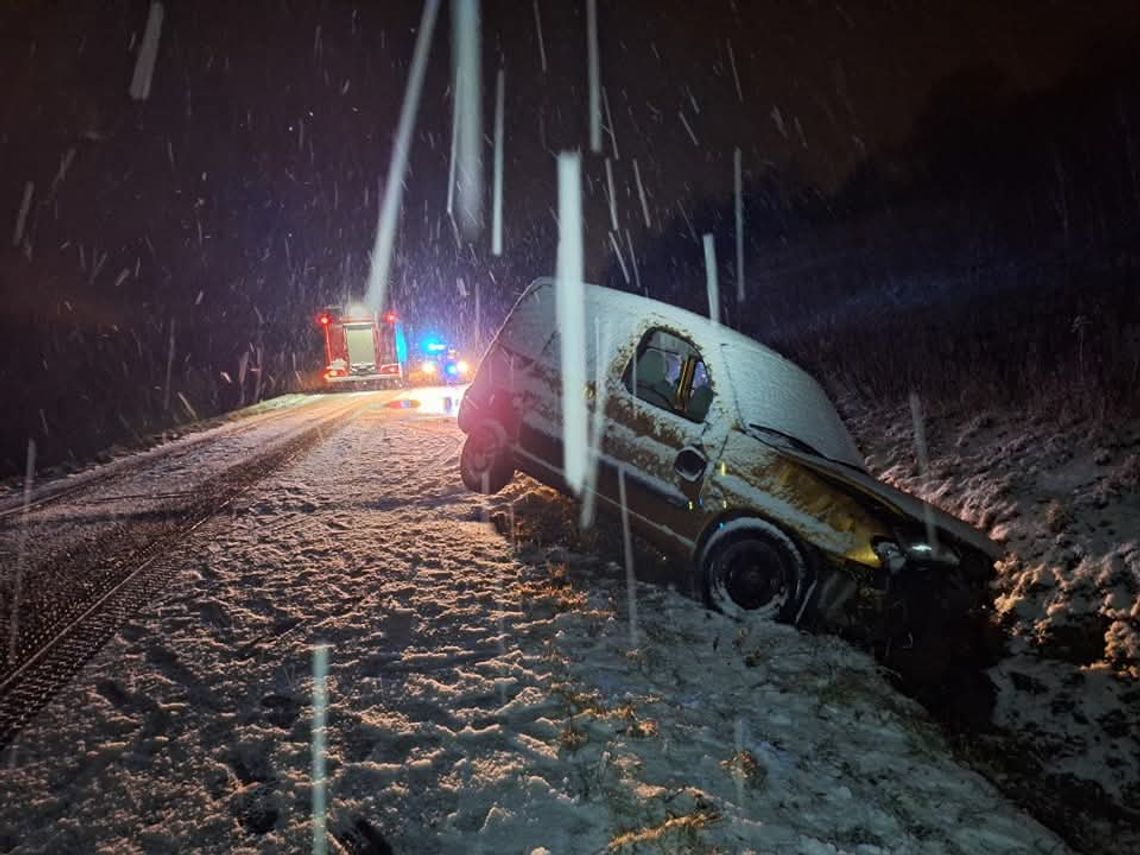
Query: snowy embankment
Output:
[[843, 399, 1140, 846], [2, 391, 1065, 853]]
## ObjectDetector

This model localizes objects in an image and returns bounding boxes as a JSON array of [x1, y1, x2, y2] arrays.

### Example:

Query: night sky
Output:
[[1, 0, 1138, 471]]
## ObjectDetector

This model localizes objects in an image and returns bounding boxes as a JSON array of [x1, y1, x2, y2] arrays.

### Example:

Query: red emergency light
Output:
[[317, 312, 331, 327], [383, 310, 397, 324]]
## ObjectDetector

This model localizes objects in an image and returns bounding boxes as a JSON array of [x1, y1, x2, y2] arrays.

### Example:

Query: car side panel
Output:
[[598, 390, 726, 557], [709, 432, 892, 572]]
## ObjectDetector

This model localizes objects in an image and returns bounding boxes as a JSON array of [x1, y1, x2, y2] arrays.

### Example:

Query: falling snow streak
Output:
[[679, 111, 699, 146], [556, 152, 587, 495], [253, 345, 265, 404], [453, 0, 484, 239], [11, 182, 33, 248], [176, 392, 198, 421], [49, 149, 76, 195], [734, 147, 744, 302], [163, 318, 176, 412], [532, 0, 547, 74], [586, 0, 602, 153], [602, 85, 619, 160], [492, 67, 505, 256], [580, 319, 611, 530], [771, 105, 788, 139], [604, 158, 618, 231], [727, 38, 743, 103], [618, 467, 639, 647], [908, 392, 940, 550], [311, 643, 330, 855], [446, 75, 461, 219], [128, 1, 164, 101], [474, 279, 482, 347], [625, 227, 642, 293], [686, 86, 701, 114], [677, 200, 697, 241], [703, 234, 719, 325], [609, 231, 630, 284], [633, 158, 651, 229], [364, 0, 441, 312]]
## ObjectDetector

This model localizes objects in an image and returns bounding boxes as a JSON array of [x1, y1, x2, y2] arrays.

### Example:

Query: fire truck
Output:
[[316, 304, 407, 387]]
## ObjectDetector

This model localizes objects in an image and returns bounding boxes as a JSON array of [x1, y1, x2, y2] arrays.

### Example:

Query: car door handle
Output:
[[674, 446, 708, 482]]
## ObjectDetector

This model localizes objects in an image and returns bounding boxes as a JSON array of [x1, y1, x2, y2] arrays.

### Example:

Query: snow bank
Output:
[[844, 398, 1140, 844]]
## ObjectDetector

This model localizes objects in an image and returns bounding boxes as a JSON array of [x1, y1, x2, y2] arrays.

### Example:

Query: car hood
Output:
[[771, 444, 1004, 560]]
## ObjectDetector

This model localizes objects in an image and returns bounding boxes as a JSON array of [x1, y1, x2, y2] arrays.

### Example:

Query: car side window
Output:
[[622, 329, 713, 422]]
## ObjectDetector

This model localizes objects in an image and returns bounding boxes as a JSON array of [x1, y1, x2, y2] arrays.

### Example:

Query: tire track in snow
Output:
[[0, 395, 325, 524], [0, 395, 369, 749]]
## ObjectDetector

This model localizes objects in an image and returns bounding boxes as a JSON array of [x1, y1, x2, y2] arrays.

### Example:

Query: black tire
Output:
[[701, 521, 810, 622], [460, 421, 514, 494]]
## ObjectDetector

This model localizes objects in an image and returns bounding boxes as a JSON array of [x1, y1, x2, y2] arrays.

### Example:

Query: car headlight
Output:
[[873, 541, 907, 575], [874, 536, 960, 574], [905, 540, 959, 567], [421, 360, 437, 374], [457, 359, 470, 375]]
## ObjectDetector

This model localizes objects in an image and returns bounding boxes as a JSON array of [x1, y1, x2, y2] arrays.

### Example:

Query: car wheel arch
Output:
[[693, 510, 816, 570], [695, 512, 820, 623]]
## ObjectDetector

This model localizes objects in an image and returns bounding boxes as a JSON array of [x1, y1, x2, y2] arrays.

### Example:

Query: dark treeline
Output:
[[620, 40, 1140, 417]]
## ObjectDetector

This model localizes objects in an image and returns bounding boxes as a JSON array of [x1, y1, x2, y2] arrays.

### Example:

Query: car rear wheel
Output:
[[702, 522, 809, 622], [460, 421, 514, 494]]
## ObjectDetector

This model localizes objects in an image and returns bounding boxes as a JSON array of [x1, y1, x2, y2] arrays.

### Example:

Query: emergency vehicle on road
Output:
[[316, 305, 407, 388]]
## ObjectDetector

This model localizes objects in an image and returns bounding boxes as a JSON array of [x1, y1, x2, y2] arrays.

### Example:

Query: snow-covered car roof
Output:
[[502, 279, 865, 470]]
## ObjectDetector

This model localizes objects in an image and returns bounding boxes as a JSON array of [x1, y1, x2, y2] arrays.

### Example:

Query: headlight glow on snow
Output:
[[421, 360, 437, 374]]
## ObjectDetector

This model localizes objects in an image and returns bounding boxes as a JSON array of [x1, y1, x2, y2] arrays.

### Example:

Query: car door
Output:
[[596, 327, 726, 552]]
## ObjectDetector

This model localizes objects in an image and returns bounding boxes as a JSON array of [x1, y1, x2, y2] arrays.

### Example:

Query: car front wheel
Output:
[[460, 421, 515, 494], [702, 522, 809, 622]]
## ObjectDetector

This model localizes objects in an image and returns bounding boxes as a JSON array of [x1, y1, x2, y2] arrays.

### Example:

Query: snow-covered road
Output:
[[1, 390, 1072, 852]]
